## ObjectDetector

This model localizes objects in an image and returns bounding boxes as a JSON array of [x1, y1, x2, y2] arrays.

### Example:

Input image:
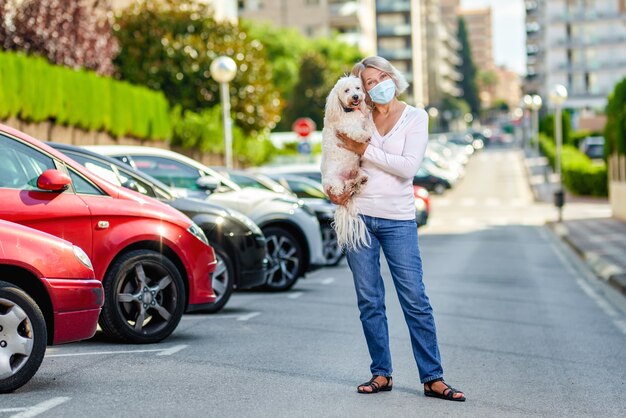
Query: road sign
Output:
[[292, 117, 316, 137]]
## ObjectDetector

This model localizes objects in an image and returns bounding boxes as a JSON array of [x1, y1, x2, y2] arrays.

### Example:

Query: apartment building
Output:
[[238, 0, 376, 54], [525, 0, 626, 112]]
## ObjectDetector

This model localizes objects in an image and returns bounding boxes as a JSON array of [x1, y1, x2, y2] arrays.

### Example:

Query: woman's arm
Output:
[[339, 108, 428, 179]]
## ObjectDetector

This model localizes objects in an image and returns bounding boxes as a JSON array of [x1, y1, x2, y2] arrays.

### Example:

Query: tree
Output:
[[114, 0, 281, 135], [282, 52, 328, 130], [604, 77, 626, 156], [456, 17, 480, 116], [0, 0, 119, 75], [243, 21, 362, 131]]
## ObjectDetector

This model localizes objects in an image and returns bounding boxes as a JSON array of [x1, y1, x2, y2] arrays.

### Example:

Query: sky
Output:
[[461, 0, 526, 75]]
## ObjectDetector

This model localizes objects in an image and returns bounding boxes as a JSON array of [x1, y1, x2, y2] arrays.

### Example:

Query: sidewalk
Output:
[[522, 146, 626, 297]]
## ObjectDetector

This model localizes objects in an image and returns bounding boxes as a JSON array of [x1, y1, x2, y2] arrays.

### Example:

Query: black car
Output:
[[413, 167, 451, 195], [49, 142, 268, 313]]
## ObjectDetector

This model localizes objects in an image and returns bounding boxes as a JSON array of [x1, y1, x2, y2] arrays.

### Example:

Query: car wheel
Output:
[[434, 183, 446, 195], [262, 227, 303, 291], [0, 281, 47, 393], [200, 244, 234, 314], [321, 224, 344, 266], [99, 250, 185, 344]]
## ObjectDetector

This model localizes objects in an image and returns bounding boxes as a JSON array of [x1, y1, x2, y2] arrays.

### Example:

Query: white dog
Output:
[[321, 75, 375, 251]]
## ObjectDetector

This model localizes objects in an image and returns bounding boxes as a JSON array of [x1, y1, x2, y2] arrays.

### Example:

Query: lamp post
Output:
[[549, 84, 568, 222], [530, 95, 542, 155], [210, 56, 237, 169]]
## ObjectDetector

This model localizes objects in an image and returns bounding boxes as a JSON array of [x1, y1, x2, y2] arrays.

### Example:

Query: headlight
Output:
[[228, 210, 263, 236], [73, 245, 93, 270], [188, 223, 209, 246]]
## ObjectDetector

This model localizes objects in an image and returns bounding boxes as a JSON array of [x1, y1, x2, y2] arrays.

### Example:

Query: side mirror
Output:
[[196, 176, 219, 193], [121, 179, 141, 192], [37, 169, 71, 191]]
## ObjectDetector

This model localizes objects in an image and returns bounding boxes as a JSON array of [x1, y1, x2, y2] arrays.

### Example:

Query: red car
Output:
[[0, 124, 216, 344], [0, 220, 103, 393]]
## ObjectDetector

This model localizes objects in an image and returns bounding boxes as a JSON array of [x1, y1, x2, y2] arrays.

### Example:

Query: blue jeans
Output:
[[346, 215, 444, 384]]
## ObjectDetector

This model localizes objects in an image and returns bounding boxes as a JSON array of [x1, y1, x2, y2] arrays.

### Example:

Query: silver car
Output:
[[86, 146, 326, 291]]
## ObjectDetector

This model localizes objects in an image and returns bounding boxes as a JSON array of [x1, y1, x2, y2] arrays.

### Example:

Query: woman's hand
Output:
[[336, 131, 369, 156]]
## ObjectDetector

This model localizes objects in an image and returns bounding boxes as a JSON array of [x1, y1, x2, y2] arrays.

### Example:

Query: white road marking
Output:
[[287, 292, 303, 299], [7, 397, 70, 418], [156, 344, 188, 356], [47, 345, 187, 358], [321, 277, 335, 285], [237, 312, 261, 321]]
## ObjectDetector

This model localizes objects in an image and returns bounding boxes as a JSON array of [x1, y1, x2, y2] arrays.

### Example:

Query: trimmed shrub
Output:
[[0, 50, 171, 140], [539, 133, 607, 196]]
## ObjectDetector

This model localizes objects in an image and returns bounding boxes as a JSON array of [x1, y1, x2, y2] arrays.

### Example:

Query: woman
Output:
[[327, 56, 465, 401]]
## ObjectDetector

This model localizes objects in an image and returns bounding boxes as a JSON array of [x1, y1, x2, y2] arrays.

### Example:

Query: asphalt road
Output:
[[2, 146, 625, 417]]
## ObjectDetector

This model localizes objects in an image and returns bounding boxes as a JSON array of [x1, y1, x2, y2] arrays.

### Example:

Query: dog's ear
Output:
[[324, 82, 344, 124]]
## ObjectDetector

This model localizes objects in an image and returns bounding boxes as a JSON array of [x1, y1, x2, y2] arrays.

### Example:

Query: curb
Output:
[[549, 222, 626, 297]]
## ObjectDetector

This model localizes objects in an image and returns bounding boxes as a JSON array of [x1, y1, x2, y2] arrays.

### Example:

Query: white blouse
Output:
[[354, 104, 428, 220]]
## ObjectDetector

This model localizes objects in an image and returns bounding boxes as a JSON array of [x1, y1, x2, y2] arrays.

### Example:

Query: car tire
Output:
[[262, 226, 303, 291], [321, 224, 344, 267], [0, 281, 47, 394], [200, 244, 234, 314], [99, 250, 185, 344]]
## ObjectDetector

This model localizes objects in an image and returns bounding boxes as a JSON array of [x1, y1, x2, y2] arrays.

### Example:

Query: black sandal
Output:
[[357, 375, 393, 394], [424, 378, 466, 402]]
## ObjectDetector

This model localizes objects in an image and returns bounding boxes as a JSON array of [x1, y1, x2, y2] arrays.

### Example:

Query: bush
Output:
[[0, 50, 171, 140], [539, 133, 607, 196], [170, 106, 277, 166]]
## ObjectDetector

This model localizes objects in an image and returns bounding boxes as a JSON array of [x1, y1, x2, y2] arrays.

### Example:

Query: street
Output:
[[2, 146, 625, 417]]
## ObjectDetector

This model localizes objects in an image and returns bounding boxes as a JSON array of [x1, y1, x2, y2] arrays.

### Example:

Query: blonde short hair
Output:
[[351, 56, 409, 97]]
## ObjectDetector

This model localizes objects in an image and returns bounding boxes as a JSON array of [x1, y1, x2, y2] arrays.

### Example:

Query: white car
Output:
[[85, 146, 326, 291]]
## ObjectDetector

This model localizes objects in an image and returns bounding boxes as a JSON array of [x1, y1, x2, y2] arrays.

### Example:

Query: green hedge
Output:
[[539, 133, 607, 197], [0, 50, 171, 140]]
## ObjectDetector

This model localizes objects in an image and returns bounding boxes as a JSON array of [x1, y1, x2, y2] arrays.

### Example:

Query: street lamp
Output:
[[210, 56, 237, 169], [549, 84, 568, 222]]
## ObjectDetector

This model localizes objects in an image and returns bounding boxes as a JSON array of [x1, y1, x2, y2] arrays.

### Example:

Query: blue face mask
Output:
[[368, 78, 396, 104]]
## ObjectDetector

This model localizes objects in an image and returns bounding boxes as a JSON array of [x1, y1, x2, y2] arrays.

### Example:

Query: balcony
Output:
[[550, 10, 624, 23], [552, 35, 626, 49], [378, 47, 413, 61], [377, 24, 412, 37], [377, 0, 410, 13]]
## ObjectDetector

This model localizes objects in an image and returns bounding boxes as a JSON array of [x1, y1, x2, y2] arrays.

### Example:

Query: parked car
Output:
[[579, 136, 605, 160], [260, 173, 343, 265], [215, 168, 344, 267], [256, 163, 323, 184], [0, 124, 216, 344], [86, 146, 326, 291], [0, 220, 103, 393], [49, 143, 268, 313], [413, 167, 452, 195], [258, 165, 429, 232], [413, 185, 430, 227]]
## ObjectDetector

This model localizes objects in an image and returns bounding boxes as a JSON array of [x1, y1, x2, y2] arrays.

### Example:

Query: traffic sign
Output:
[[292, 117, 316, 137]]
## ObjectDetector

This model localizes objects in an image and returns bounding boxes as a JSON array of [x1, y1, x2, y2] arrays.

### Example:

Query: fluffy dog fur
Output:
[[321, 75, 375, 250]]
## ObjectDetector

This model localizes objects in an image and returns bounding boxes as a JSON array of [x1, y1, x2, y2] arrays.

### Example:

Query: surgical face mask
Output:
[[368, 78, 396, 104]]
